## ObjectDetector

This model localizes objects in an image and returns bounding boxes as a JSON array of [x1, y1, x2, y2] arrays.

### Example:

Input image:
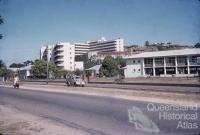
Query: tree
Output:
[[101, 56, 119, 77], [9, 63, 25, 68], [144, 41, 150, 46], [74, 69, 83, 76], [0, 60, 6, 76], [0, 15, 3, 39], [31, 60, 59, 78], [55, 69, 70, 78], [23, 60, 34, 66], [194, 43, 200, 48]]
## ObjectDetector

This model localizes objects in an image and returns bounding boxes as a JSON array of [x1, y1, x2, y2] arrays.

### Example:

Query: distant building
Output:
[[54, 42, 75, 71], [40, 37, 124, 70], [74, 43, 90, 56], [124, 48, 200, 78], [8, 65, 32, 79], [124, 43, 192, 55], [88, 37, 124, 53]]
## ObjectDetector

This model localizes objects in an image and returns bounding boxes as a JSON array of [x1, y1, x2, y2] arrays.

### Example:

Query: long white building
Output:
[[40, 37, 124, 70], [40, 43, 83, 71], [124, 48, 200, 78], [74, 43, 90, 56], [74, 37, 124, 56], [87, 37, 124, 53]]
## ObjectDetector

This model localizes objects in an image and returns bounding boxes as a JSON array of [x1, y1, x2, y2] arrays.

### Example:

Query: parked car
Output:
[[66, 75, 85, 87]]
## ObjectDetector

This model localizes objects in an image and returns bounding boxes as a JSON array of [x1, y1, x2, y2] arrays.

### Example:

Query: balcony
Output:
[[177, 62, 187, 66], [54, 55, 64, 59], [55, 61, 64, 65], [189, 62, 200, 66], [155, 63, 164, 67], [54, 50, 64, 56], [166, 63, 175, 67], [145, 64, 153, 68], [54, 45, 63, 50]]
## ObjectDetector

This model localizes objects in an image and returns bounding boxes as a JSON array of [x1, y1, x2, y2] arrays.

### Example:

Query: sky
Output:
[[0, 0, 200, 65]]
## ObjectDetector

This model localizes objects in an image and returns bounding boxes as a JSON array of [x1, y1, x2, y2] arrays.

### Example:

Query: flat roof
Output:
[[125, 48, 200, 59]]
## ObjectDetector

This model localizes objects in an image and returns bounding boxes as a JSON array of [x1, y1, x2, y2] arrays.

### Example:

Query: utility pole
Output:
[[46, 46, 49, 84]]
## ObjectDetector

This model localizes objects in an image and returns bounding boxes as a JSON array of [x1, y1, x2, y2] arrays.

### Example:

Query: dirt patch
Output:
[[0, 104, 90, 135]]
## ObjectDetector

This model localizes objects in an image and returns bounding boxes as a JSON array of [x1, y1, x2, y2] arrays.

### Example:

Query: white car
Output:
[[66, 75, 85, 87]]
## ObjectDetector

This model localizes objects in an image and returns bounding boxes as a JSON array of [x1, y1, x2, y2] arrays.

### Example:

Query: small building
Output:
[[85, 64, 102, 77], [8, 65, 32, 79], [124, 48, 200, 78]]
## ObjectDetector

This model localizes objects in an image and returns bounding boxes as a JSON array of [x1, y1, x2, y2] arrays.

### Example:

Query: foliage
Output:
[[194, 43, 200, 48], [55, 69, 70, 78], [0, 60, 6, 76], [144, 41, 150, 46], [23, 60, 34, 66], [74, 69, 83, 76], [0, 15, 3, 39], [31, 60, 59, 78], [100, 56, 125, 77], [9, 63, 25, 68], [2, 69, 14, 79]]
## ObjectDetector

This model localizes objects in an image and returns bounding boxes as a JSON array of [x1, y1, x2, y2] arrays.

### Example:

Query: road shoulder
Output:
[[1, 83, 199, 107]]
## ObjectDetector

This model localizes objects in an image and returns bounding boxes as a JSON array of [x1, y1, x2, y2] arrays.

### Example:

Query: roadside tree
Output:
[[31, 60, 59, 78]]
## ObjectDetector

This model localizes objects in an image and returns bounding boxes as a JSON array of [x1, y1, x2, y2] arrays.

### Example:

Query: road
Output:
[[22, 81, 200, 93], [87, 83, 200, 93], [0, 86, 199, 135]]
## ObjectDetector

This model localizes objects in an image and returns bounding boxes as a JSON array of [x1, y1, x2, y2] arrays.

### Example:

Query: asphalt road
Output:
[[87, 83, 200, 93], [21, 81, 200, 93], [0, 87, 199, 135]]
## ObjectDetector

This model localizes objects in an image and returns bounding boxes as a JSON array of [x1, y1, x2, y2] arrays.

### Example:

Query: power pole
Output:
[[46, 46, 49, 84]]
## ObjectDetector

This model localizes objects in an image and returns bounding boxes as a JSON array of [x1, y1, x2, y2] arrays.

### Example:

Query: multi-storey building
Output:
[[54, 42, 75, 71], [74, 43, 90, 56], [40, 37, 124, 70], [40, 43, 83, 71], [88, 37, 124, 53], [40, 45, 54, 62], [124, 48, 200, 78]]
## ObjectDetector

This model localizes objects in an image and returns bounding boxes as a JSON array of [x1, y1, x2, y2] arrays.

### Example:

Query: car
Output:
[[66, 75, 85, 87]]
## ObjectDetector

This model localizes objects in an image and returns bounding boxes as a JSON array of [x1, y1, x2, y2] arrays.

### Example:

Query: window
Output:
[[133, 60, 135, 63], [132, 69, 136, 72], [138, 60, 140, 63], [138, 69, 140, 72]]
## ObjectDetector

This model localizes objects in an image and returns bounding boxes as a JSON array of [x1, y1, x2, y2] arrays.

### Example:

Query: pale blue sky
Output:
[[0, 0, 200, 65]]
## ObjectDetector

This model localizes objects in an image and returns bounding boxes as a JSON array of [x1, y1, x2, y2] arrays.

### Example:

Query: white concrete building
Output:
[[74, 43, 90, 56], [40, 45, 54, 62], [124, 48, 200, 78], [40, 43, 84, 71], [54, 42, 75, 71], [40, 37, 124, 70], [88, 37, 124, 53]]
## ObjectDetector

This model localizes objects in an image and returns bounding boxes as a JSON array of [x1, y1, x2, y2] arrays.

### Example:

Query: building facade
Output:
[[74, 43, 90, 56], [54, 42, 75, 71], [124, 49, 200, 78], [88, 37, 124, 53], [40, 43, 83, 71]]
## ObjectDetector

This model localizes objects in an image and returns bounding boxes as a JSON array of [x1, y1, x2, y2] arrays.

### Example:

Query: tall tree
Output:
[[144, 41, 150, 46], [0, 60, 6, 77], [0, 15, 3, 39], [101, 56, 118, 77], [194, 43, 200, 48], [31, 60, 59, 78], [9, 63, 25, 68]]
